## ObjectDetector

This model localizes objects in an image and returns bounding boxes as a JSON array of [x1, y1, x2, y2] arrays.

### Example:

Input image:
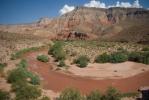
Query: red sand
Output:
[[24, 51, 149, 94]]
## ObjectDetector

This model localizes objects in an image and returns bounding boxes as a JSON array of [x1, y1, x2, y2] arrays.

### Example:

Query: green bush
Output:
[[48, 42, 66, 61], [142, 47, 149, 51], [58, 88, 82, 100], [17, 59, 27, 68], [11, 47, 40, 60], [11, 80, 41, 100], [0, 63, 7, 73], [40, 96, 51, 100], [7, 68, 27, 83], [110, 52, 128, 63], [0, 90, 10, 100], [95, 53, 110, 63], [128, 51, 149, 64], [140, 51, 149, 64], [37, 55, 49, 62], [74, 55, 89, 68], [58, 60, 66, 67], [20, 69, 40, 85], [128, 52, 142, 62], [102, 87, 121, 100], [87, 90, 102, 100], [8, 61, 40, 85], [30, 74, 40, 85]]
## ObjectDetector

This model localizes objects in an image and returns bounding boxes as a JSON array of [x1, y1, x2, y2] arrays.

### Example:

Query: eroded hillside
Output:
[[0, 7, 149, 43]]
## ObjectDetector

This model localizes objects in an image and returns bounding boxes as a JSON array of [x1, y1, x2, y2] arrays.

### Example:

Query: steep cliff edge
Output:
[[0, 7, 149, 43]]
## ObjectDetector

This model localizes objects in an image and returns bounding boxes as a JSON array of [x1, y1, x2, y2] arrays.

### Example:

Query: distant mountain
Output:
[[0, 7, 149, 43]]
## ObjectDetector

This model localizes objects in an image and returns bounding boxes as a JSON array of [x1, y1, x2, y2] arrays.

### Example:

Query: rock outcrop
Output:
[[0, 7, 149, 42]]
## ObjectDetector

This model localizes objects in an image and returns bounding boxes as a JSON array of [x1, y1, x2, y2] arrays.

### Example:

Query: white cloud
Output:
[[132, 0, 142, 8], [84, 0, 106, 8], [59, 0, 143, 15], [108, 0, 142, 8], [59, 4, 75, 15]]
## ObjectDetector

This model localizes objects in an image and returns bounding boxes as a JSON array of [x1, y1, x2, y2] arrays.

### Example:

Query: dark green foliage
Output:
[[58, 60, 66, 67], [140, 51, 149, 64], [8, 60, 40, 85], [15, 83, 41, 100], [87, 90, 102, 100], [110, 52, 128, 63], [0, 63, 7, 73], [17, 59, 27, 68], [58, 88, 82, 100], [128, 51, 149, 64], [40, 96, 51, 100], [48, 42, 66, 61], [37, 55, 49, 62], [7, 67, 27, 83], [95, 53, 110, 63], [74, 55, 89, 68], [128, 52, 142, 62], [11, 47, 40, 60], [102, 87, 121, 100], [142, 47, 149, 51], [30, 74, 40, 85], [0, 90, 10, 100]]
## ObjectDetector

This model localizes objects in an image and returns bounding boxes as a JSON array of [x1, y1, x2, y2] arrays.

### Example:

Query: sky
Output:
[[0, 0, 149, 24]]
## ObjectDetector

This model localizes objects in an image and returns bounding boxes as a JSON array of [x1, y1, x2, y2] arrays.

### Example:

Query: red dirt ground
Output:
[[24, 51, 149, 94]]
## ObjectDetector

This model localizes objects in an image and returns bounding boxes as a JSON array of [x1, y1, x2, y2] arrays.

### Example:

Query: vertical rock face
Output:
[[0, 7, 149, 42]]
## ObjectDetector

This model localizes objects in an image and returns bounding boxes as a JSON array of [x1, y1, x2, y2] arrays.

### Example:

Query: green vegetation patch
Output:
[[0, 63, 7, 73], [0, 90, 10, 100], [95, 53, 111, 63], [48, 42, 66, 61], [74, 55, 90, 68], [87, 90, 102, 100], [58, 88, 83, 100], [37, 55, 49, 62], [11, 47, 41, 60]]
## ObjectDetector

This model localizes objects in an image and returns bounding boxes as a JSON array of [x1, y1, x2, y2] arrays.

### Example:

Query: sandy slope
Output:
[[66, 61, 149, 79]]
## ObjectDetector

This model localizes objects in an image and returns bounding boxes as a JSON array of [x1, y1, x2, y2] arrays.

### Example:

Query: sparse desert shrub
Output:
[[58, 60, 66, 67], [110, 52, 128, 63], [48, 42, 66, 61], [128, 52, 142, 62], [11, 47, 40, 60], [8, 60, 40, 85], [128, 51, 149, 64], [0, 63, 7, 73], [7, 67, 27, 83], [29, 74, 40, 85], [14, 83, 41, 100], [142, 47, 149, 51], [40, 96, 51, 100], [87, 90, 102, 100], [95, 53, 110, 63], [37, 55, 49, 62], [17, 59, 27, 68], [58, 88, 82, 100], [102, 87, 121, 100], [74, 55, 89, 68], [0, 90, 10, 100], [140, 51, 149, 64]]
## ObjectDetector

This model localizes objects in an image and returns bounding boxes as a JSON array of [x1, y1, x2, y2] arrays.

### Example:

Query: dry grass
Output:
[[0, 31, 49, 63], [61, 40, 148, 62]]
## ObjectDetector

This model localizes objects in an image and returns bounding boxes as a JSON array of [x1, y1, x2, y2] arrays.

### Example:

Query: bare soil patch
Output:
[[66, 61, 149, 79]]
